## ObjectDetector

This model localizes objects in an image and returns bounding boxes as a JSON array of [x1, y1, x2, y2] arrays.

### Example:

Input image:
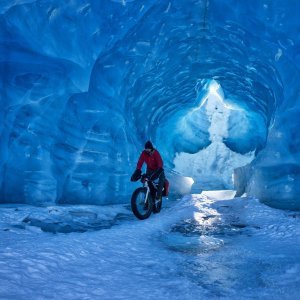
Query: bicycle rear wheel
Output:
[[131, 187, 153, 220]]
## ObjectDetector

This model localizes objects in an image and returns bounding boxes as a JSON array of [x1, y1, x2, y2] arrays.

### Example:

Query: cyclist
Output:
[[131, 141, 165, 200]]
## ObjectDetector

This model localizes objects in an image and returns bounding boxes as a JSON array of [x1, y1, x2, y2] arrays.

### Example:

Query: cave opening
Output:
[[167, 79, 268, 191]]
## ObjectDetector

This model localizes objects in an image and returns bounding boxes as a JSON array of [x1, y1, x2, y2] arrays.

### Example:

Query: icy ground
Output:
[[0, 192, 299, 299]]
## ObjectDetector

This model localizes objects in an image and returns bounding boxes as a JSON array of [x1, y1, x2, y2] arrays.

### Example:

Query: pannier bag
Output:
[[162, 179, 170, 196]]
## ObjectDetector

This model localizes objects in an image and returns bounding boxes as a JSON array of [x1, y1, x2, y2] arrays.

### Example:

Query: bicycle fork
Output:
[[144, 182, 150, 205]]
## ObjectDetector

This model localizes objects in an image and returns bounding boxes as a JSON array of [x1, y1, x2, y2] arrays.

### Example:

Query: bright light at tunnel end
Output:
[[208, 80, 221, 96], [199, 79, 224, 109]]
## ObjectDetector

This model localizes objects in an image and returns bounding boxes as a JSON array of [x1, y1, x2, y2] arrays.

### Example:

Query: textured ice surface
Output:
[[0, 0, 299, 208], [0, 193, 299, 299]]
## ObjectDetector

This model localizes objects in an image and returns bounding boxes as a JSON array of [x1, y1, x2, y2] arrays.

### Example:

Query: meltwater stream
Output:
[[0, 192, 299, 299]]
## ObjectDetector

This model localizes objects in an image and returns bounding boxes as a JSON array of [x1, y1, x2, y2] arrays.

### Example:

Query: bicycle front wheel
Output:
[[131, 187, 153, 220]]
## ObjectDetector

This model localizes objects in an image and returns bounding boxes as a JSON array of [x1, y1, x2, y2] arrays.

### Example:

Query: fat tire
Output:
[[131, 187, 153, 220]]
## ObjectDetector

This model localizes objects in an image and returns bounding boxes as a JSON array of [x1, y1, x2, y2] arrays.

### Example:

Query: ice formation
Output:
[[0, 0, 299, 209]]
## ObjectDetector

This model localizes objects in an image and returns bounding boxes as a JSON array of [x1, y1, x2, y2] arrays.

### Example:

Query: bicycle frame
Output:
[[143, 179, 155, 204], [142, 178, 160, 203]]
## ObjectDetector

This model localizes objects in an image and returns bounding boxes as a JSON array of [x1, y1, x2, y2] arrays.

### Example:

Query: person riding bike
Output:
[[131, 141, 165, 200]]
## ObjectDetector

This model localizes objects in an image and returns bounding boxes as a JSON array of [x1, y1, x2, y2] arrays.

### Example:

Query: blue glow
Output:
[[0, 0, 299, 209]]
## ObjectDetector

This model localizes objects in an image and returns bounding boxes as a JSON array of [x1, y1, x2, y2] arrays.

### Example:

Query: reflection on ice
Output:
[[161, 211, 249, 254], [162, 232, 224, 253]]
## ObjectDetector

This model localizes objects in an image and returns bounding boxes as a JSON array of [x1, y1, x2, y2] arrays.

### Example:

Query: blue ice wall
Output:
[[0, 0, 299, 209]]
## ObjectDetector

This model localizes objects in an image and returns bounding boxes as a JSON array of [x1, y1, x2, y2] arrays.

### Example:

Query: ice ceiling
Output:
[[0, 0, 299, 209]]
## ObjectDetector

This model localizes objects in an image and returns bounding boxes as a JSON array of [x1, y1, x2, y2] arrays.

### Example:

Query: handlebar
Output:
[[141, 174, 149, 183]]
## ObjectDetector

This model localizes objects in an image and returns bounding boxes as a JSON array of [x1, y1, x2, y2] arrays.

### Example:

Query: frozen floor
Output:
[[0, 192, 299, 299]]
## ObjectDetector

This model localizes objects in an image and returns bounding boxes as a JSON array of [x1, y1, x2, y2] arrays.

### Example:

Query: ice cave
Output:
[[1, 2, 300, 299], [0, 0, 299, 210]]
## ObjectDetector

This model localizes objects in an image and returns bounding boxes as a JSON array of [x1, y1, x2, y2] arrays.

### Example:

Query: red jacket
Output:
[[137, 149, 163, 171]]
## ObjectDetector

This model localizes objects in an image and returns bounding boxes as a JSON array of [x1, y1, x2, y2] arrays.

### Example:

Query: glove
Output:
[[130, 169, 141, 182]]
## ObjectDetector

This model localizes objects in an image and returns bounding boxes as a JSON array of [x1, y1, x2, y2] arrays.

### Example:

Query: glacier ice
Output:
[[0, 0, 299, 209]]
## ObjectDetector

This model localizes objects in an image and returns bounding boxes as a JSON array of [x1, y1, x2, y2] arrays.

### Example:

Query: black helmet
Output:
[[144, 141, 154, 150]]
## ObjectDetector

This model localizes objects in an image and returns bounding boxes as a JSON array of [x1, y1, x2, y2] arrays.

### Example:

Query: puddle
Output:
[[162, 232, 224, 253], [170, 217, 248, 237], [161, 217, 251, 253]]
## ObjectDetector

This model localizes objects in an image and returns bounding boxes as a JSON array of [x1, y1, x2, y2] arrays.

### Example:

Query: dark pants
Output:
[[146, 169, 165, 198]]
